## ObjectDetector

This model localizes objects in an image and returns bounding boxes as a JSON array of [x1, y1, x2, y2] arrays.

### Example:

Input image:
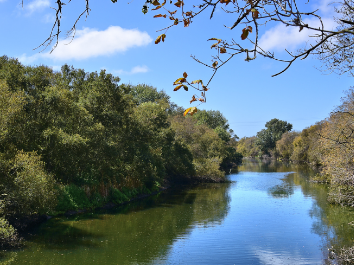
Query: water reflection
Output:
[[0, 183, 231, 265], [3, 160, 354, 264]]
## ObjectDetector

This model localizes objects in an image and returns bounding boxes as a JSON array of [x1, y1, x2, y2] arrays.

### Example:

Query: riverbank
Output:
[[2, 160, 351, 265], [3, 174, 232, 250]]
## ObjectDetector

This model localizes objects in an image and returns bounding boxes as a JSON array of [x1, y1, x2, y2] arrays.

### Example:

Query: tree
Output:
[[256, 118, 292, 155], [276, 131, 300, 160], [22, 0, 354, 111]]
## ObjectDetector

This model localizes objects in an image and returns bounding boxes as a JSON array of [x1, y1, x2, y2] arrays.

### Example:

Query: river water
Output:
[[2, 159, 354, 265]]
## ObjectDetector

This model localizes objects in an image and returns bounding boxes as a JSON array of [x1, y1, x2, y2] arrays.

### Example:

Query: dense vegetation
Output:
[[0, 56, 242, 248], [237, 91, 354, 210]]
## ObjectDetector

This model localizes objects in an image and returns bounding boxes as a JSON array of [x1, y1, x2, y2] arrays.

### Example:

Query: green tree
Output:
[[236, 136, 261, 158], [276, 131, 300, 160], [256, 118, 293, 155]]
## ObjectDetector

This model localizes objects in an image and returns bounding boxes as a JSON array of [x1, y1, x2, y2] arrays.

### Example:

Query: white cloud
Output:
[[18, 26, 152, 62], [258, 17, 337, 52], [314, 0, 336, 15], [26, 0, 50, 14], [113, 65, 149, 75], [46, 26, 152, 60]]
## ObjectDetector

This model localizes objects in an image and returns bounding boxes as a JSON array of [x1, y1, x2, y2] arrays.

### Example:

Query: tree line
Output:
[[237, 91, 354, 209], [0, 56, 242, 248]]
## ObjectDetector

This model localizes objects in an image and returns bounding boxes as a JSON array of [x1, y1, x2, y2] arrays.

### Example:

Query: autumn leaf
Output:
[[173, 77, 186, 85], [199, 98, 205, 102], [174, 19, 179, 25], [191, 80, 203, 85], [174, 84, 183, 91], [152, 0, 160, 6], [190, 107, 198, 115], [155, 34, 167, 44], [168, 10, 177, 15], [247, 26, 253, 33], [241, 28, 249, 40], [152, 6, 162, 10], [183, 72, 188, 78], [251, 8, 259, 19], [211, 43, 218, 49], [174, 0, 184, 8], [183, 107, 198, 116], [202, 86, 208, 91], [212, 61, 218, 68], [183, 85, 188, 91], [190, 95, 197, 104], [153, 14, 167, 18], [185, 11, 192, 16], [183, 107, 192, 116], [208, 38, 222, 43], [220, 0, 231, 5], [184, 19, 190, 27], [220, 47, 227, 53]]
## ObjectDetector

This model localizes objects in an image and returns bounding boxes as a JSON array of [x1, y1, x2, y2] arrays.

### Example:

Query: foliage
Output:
[[276, 131, 300, 160], [110, 188, 130, 204], [236, 136, 261, 158], [256, 118, 293, 155], [290, 123, 323, 165], [0, 151, 57, 217], [0, 216, 18, 248], [0, 56, 242, 249], [318, 89, 354, 206]]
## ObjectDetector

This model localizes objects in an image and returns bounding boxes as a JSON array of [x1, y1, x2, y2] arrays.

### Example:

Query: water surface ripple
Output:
[[2, 159, 354, 264]]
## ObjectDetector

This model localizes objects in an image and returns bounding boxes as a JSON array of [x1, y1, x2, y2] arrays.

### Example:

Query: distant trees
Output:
[[256, 118, 293, 156], [236, 136, 261, 158], [275, 131, 300, 160]]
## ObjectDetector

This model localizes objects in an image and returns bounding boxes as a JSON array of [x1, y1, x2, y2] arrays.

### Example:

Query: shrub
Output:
[[0, 217, 20, 249], [110, 188, 129, 204], [55, 184, 90, 212]]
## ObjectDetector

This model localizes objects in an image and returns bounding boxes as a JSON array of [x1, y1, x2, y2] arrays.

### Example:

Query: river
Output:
[[1, 159, 354, 264]]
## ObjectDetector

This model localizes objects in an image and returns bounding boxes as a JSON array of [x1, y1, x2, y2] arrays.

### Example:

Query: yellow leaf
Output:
[[155, 35, 162, 44], [211, 43, 218, 49], [155, 34, 166, 44], [183, 107, 192, 116], [191, 79, 203, 85], [212, 61, 218, 68], [208, 38, 221, 43], [190, 107, 198, 116], [173, 77, 186, 85], [174, 84, 183, 91]]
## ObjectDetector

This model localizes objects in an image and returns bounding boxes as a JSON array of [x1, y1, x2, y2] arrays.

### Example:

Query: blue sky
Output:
[[0, 0, 352, 137]]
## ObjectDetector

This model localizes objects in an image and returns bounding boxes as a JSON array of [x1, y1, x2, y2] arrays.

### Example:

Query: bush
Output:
[[110, 188, 129, 204], [2, 151, 56, 216], [90, 191, 105, 208], [55, 184, 90, 212], [0, 216, 19, 248]]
